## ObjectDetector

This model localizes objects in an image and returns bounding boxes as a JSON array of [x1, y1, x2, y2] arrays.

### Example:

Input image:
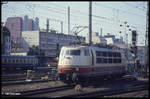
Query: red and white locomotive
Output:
[[57, 44, 128, 84]]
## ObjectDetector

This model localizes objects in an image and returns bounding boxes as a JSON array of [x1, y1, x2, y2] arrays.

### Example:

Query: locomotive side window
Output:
[[117, 59, 121, 63], [108, 58, 113, 63], [96, 58, 102, 63], [96, 51, 107, 57], [102, 52, 107, 57], [108, 52, 113, 57], [96, 51, 102, 56], [113, 52, 121, 57], [103, 58, 107, 63], [112, 52, 117, 57], [84, 49, 90, 56], [113, 59, 118, 63], [117, 53, 121, 57]]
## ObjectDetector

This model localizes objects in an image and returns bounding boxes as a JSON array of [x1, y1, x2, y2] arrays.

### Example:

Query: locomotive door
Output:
[[91, 50, 94, 66], [90, 50, 95, 73]]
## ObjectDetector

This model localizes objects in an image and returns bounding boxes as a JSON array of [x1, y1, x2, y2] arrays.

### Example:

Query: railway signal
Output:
[[132, 30, 137, 45], [131, 30, 138, 72]]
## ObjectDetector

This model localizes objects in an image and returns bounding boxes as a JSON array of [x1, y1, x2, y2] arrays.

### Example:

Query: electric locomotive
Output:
[[57, 44, 128, 84]]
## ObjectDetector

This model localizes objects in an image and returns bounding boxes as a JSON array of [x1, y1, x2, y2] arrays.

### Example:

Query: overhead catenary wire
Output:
[[2, 2, 146, 29], [94, 2, 146, 17], [3, 3, 146, 38], [2, 2, 147, 45]]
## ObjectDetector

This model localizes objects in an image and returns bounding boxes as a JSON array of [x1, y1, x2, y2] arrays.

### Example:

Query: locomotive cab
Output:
[[57, 46, 92, 83]]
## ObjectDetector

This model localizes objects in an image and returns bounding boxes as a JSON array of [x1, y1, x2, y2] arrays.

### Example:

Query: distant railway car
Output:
[[2, 55, 38, 70], [57, 45, 128, 84]]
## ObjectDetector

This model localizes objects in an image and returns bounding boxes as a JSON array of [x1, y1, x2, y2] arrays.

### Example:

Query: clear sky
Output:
[[2, 1, 148, 46]]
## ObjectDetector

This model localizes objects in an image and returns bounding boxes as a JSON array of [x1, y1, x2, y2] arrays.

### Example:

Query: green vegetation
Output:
[[27, 45, 44, 56]]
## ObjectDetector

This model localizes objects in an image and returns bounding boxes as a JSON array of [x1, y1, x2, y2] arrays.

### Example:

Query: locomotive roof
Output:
[[61, 45, 122, 52]]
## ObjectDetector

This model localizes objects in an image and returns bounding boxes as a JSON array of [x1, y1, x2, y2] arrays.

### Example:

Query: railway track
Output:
[[20, 85, 74, 96], [2, 74, 26, 81], [2, 75, 148, 98], [61, 81, 148, 98], [2, 85, 74, 97], [2, 76, 45, 82], [2, 77, 57, 86], [2, 72, 57, 82]]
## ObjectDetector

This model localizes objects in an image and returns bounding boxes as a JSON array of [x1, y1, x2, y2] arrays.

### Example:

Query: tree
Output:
[[27, 45, 44, 56]]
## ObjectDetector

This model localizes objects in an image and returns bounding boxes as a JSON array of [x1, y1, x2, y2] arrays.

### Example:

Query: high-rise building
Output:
[[28, 19, 33, 31], [5, 15, 39, 53], [5, 17, 22, 44], [34, 17, 39, 30], [22, 15, 39, 31], [24, 15, 28, 31]]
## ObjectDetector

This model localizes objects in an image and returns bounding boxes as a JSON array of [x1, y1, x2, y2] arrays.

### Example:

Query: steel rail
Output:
[[2, 85, 74, 97], [2, 78, 56, 86], [61, 82, 148, 98]]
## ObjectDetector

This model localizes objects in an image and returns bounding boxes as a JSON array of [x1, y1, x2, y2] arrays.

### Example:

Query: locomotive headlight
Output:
[[76, 68, 79, 71]]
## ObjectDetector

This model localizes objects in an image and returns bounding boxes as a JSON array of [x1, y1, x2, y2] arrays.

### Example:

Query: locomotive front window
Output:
[[65, 50, 80, 56], [60, 50, 65, 56]]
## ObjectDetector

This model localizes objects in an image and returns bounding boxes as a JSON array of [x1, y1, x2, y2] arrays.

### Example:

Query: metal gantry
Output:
[[89, 1, 92, 45], [120, 22, 131, 64], [47, 18, 63, 33], [144, 2, 149, 77]]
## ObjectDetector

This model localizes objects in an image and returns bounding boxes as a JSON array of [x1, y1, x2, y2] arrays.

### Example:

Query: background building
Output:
[[22, 31, 39, 52], [86, 32, 125, 48], [22, 15, 39, 31], [1, 25, 11, 55], [137, 46, 146, 65], [5, 17, 22, 44], [28, 19, 34, 31], [22, 30, 85, 57], [5, 15, 40, 53], [5, 17, 22, 52], [23, 15, 28, 31], [33, 17, 39, 31]]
